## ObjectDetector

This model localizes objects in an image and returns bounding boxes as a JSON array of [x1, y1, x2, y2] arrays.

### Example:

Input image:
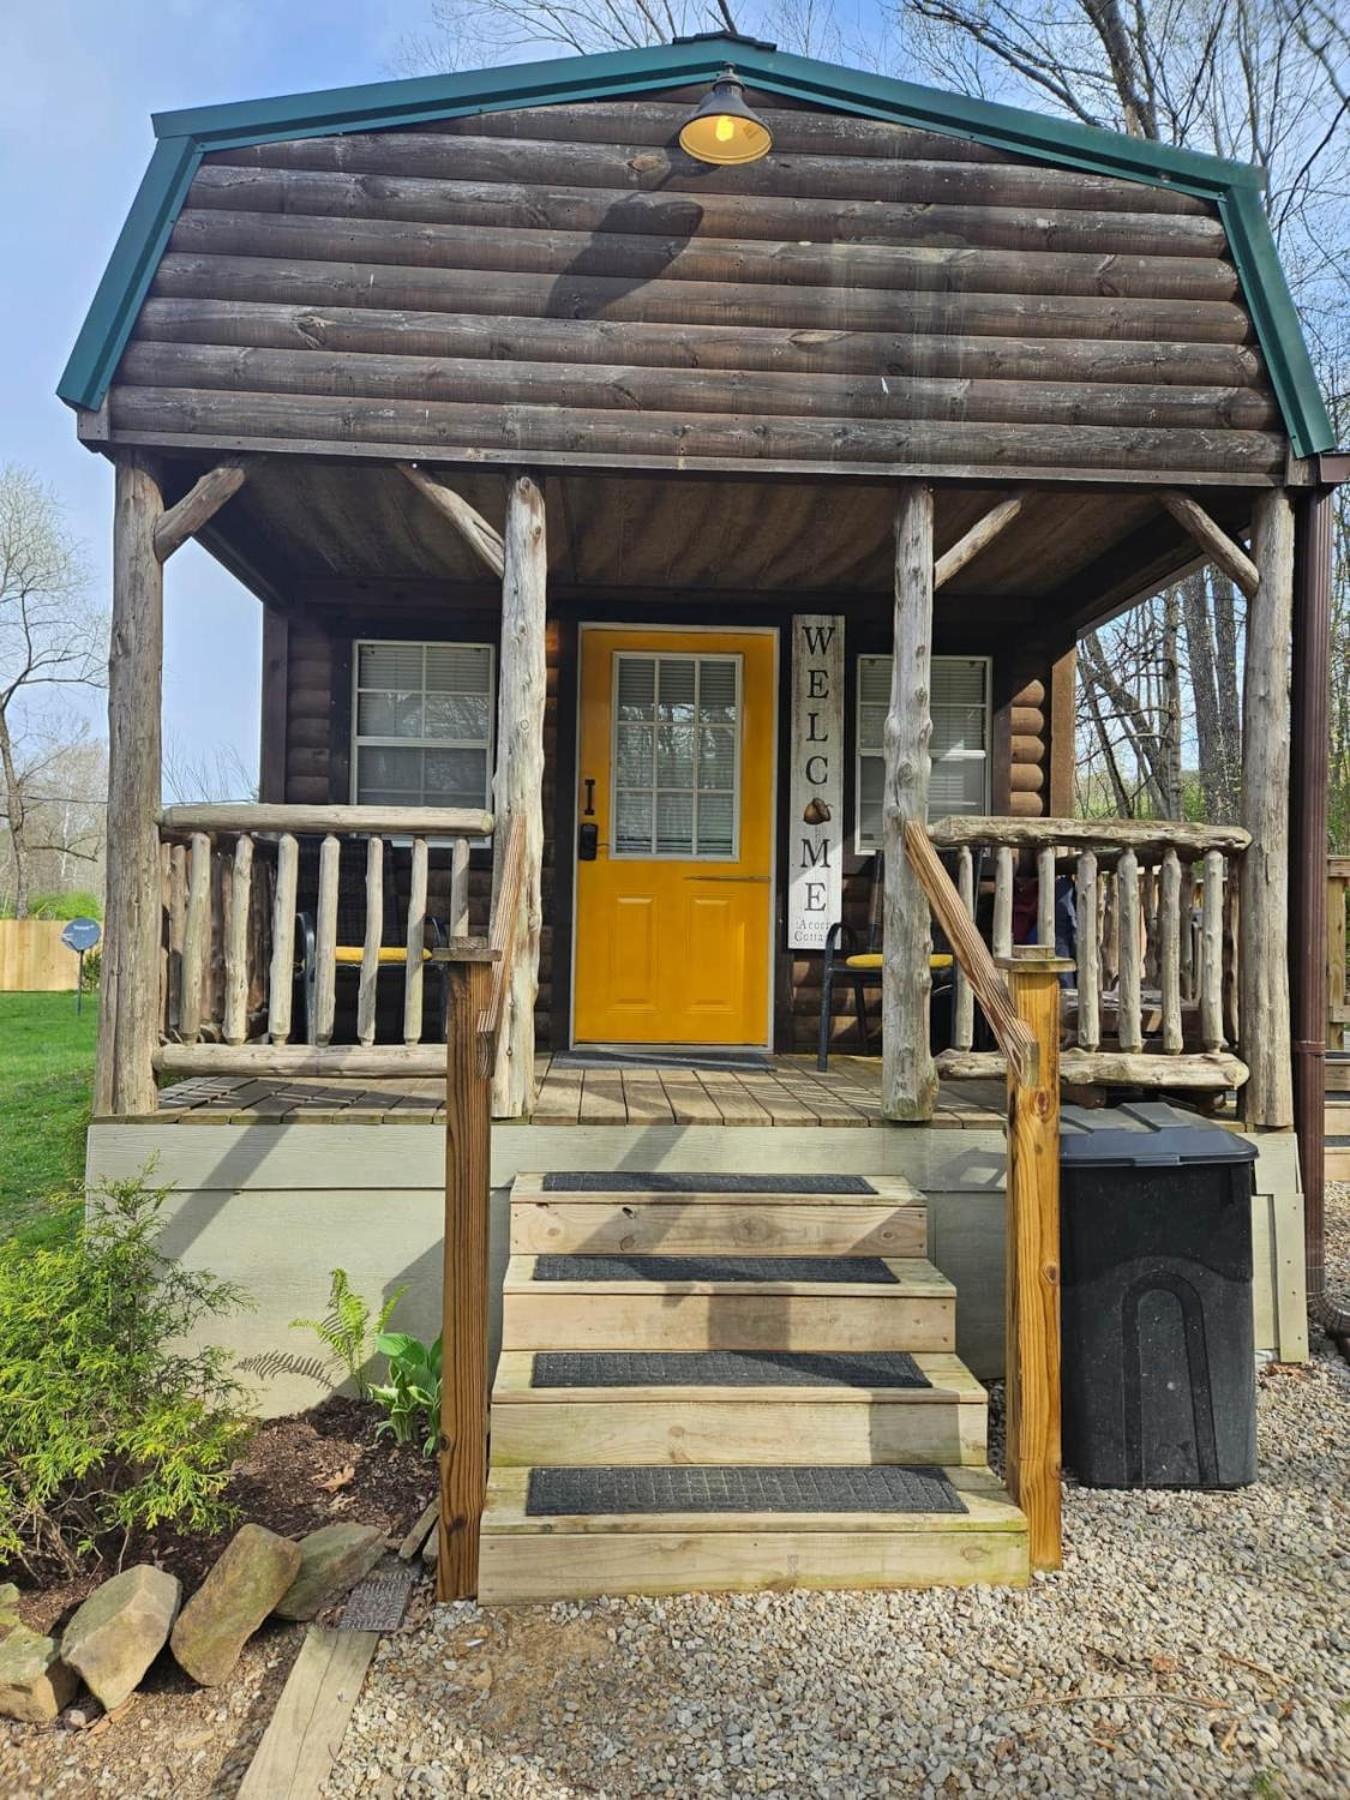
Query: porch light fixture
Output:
[[678, 67, 773, 165]]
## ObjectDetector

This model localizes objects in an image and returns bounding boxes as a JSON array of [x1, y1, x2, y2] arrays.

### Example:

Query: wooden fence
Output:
[[928, 816, 1250, 1092], [0, 920, 79, 992]]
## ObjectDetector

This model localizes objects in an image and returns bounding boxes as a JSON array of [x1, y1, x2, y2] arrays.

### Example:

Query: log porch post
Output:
[[491, 472, 547, 1118], [1240, 487, 1295, 1129], [882, 480, 938, 1121], [96, 453, 165, 1117]]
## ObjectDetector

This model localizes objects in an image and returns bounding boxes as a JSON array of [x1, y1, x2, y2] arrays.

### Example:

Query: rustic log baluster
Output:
[[1117, 848, 1143, 1054], [954, 845, 975, 1051], [223, 833, 254, 1046], [358, 835, 384, 1048], [1036, 845, 1056, 952], [1179, 861, 1196, 1002], [267, 833, 298, 1044], [314, 834, 340, 1047], [450, 837, 471, 940], [166, 842, 188, 1037], [1160, 848, 1182, 1054], [180, 831, 212, 1045], [1075, 851, 1100, 1050], [993, 846, 1014, 959], [1200, 848, 1225, 1052], [404, 836, 429, 1045]]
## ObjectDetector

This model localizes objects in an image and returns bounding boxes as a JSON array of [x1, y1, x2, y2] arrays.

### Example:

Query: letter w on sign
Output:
[[789, 615, 845, 951]]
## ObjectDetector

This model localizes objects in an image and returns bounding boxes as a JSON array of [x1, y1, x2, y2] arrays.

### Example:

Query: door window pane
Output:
[[611, 652, 742, 858]]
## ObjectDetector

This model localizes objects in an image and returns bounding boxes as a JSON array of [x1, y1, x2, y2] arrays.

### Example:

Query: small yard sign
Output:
[[788, 615, 845, 951], [61, 916, 101, 1014]]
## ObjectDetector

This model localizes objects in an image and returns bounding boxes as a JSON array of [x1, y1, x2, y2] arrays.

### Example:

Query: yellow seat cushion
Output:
[[332, 946, 432, 966], [844, 952, 954, 971]]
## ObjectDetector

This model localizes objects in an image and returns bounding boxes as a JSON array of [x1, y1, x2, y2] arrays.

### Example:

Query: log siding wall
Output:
[[111, 93, 1283, 484], [270, 601, 1038, 1054]]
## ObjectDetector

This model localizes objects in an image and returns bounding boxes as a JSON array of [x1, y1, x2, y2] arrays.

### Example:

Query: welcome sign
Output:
[[788, 615, 845, 950]]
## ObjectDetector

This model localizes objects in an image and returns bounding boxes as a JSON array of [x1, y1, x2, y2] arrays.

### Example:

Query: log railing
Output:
[[438, 815, 525, 1602], [1329, 857, 1350, 1051], [154, 804, 488, 1077], [905, 820, 1067, 1571], [927, 815, 1251, 1092]]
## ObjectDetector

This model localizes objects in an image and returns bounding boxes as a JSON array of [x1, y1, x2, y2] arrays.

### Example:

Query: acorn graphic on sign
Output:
[[802, 797, 832, 826]]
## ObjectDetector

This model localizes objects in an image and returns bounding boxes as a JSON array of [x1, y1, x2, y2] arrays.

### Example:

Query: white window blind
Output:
[[612, 652, 740, 858], [352, 640, 494, 809], [855, 656, 991, 851]]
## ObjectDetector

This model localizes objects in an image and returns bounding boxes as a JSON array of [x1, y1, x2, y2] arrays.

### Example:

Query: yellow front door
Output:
[[573, 627, 776, 1047]]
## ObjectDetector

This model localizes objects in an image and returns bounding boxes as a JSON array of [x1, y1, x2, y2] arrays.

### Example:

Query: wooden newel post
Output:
[[997, 947, 1072, 1572], [438, 947, 495, 1601]]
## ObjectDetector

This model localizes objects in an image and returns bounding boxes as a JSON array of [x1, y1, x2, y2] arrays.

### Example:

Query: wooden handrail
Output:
[[928, 814, 1250, 855], [477, 815, 527, 1078], [903, 819, 1068, 1572], [902, 820, 1038, 1085], [159, 803, 492, 837]]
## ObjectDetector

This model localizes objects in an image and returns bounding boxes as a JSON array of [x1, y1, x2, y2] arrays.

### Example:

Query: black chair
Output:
[[817, 852, 958, 1071], [297, 845, 448, 1045]]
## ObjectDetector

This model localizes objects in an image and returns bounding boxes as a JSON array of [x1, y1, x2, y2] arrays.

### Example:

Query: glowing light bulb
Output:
[[715, 115, 735, 142]]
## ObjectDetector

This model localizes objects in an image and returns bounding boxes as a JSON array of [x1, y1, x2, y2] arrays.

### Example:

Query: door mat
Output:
[[532, 1349, 930, 1389], [539, 1172, 877, 1195], [526, 1465, 966, 1516], [554, 1049, 773, 1072], [531, 1253, 899, 1284], [338, 1558, 419, 1632]]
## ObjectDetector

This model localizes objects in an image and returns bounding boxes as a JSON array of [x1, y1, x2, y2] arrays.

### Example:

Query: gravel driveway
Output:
[[329, 1187, 1350, 1799]]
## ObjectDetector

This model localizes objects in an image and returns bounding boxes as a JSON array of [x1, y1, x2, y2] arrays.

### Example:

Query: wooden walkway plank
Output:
[[658, 1068, 726, 1123], [578, 1068, 628, 1125], [238, 1627, 379, 1800], [621, 1069, 676, 1124]]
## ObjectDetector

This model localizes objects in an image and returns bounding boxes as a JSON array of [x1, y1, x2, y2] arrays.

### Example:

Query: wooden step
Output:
[[500, 1254, 956, 1354], [509, 1173, 925, 1258], [1327, 1052, 1350, 1094], [491, 1350, 987, 1467], [478, 1464, 1028, 1602]]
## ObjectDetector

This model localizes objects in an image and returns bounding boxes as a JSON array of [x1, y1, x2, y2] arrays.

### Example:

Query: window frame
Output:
[[854, 654, 992, 854], [608, 648, 745, 862], [349, 637, 496, 813]]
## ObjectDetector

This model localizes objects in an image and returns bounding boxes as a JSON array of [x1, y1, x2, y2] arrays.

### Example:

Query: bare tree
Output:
[[0, 466, 104, 917], [162, 734, 258, 806]]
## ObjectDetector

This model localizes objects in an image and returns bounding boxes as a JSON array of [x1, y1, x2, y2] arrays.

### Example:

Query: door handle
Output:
[[578, 822, 599, 861]]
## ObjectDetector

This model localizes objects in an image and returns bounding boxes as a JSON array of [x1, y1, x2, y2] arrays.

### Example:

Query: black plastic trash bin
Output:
[[1059, 1101, 1259, 1489]]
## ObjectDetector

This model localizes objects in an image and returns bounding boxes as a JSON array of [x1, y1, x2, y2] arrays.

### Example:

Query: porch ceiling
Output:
[[180, 455, 1252, 629]]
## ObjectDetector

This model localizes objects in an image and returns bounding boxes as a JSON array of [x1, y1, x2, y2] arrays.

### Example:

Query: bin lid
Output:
[[1059, 1101, 1259, 1168]]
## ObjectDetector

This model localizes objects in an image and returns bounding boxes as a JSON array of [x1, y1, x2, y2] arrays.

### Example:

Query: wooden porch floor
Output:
[[154, 1057, 1006, 1128]]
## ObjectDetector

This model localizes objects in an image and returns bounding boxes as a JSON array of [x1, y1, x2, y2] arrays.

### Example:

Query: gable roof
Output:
[[59, 32, 1333, 458]]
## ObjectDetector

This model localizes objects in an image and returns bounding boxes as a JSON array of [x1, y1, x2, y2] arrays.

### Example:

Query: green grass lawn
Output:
[[0, 991, 97, 1243]]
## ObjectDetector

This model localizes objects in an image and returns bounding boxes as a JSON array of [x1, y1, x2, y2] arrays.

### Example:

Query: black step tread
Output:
[[538, 1172, 877, 1195], [530, 1253, 899, 1285], [530, 1349, 930, 1390], [526, 1464, 966, 1517]]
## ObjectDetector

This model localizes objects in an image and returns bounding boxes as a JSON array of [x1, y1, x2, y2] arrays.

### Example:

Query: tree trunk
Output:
[[1181, 571, 1226, 820], [1213, 574, 1243, 818], [0, 708, 29, 919]]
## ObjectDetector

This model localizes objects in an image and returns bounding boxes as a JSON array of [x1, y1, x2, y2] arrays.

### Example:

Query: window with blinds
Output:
[[352, 641, 494, 809], [612, 652, 741, 858], [855, 656, 991, 851]]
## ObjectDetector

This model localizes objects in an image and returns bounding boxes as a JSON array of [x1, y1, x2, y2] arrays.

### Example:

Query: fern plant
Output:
[[290, 1269, 404, 1400]]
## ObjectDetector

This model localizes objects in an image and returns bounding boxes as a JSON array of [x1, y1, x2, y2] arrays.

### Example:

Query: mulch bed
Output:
[[2, 1397, 436, 1797], [12, 1395, 435, 1635]]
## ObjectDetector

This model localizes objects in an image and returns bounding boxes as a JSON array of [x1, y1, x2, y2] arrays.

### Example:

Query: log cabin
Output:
[[65, 33, 1344, 1598]]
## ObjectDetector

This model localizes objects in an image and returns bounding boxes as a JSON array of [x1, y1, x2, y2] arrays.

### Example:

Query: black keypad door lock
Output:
[[578, 822, 599, 861]]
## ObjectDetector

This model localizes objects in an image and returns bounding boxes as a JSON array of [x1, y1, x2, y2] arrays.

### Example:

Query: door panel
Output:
[[574, 628, 775, 1047]]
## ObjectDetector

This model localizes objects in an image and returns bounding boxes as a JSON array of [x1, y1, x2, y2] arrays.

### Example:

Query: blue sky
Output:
[[0, 2, 412, 788]]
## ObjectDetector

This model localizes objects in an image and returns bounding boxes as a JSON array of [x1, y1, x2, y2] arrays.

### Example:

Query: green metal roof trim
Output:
[[59, 32, 1333, 458]]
